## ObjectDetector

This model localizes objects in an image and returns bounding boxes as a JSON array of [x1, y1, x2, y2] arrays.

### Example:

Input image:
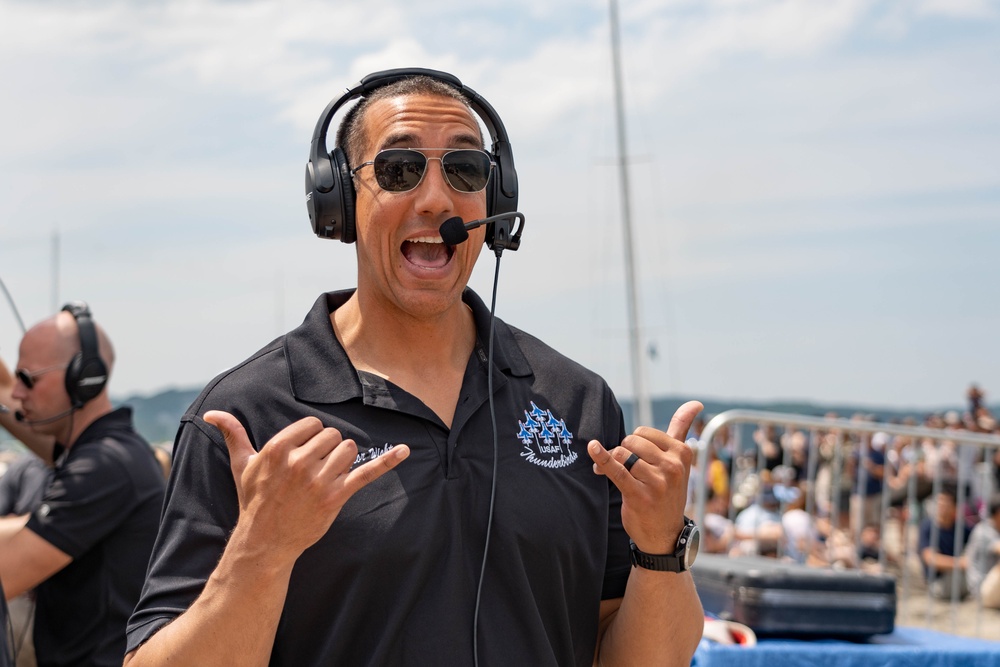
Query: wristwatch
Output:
[[629, 516, 700, 572]]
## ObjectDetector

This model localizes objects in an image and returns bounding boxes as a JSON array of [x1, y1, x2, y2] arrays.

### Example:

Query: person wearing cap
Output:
[[0, 307, 165, 666]]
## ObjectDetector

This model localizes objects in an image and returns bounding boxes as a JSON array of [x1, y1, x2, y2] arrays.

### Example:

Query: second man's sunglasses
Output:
[[16, 364, 66, 390]]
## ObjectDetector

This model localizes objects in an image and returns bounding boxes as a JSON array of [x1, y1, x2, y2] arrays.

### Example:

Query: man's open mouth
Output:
[[401, 237, 454, 269]]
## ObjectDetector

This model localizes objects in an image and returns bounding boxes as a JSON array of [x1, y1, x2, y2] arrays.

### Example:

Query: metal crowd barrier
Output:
[[691, 409, 1000, 637]]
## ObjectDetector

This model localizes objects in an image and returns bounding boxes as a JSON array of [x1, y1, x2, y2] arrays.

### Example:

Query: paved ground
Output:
[[881, 519, 999, 640], [891, 557, 1000, 640]]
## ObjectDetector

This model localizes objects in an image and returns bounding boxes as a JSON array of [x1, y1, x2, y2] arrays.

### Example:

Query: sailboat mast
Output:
[[608, 0, 653, 428]]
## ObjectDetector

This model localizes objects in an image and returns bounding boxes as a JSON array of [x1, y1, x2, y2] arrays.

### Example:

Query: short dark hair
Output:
[[335, 76, 483, 168], [989, 493, 1000, 518], [939, 481, 959, 503]]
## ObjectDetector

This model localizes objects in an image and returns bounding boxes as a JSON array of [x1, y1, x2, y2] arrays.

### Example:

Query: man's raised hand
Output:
[[587, 401, 703, 555], [204, 411, 410, 560]]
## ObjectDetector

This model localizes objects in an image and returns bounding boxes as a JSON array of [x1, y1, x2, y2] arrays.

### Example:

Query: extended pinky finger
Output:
[[587, 440, 611, 473], [348, 444, 410, 491]]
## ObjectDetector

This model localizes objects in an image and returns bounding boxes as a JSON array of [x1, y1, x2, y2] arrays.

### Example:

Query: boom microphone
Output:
[[439, 216, 473, 246], [15, 408, 75, 426], [439, 212, 526, 249]]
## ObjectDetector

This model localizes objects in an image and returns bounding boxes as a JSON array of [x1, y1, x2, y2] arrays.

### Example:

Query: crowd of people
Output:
[[689, 386, 1000, 611]]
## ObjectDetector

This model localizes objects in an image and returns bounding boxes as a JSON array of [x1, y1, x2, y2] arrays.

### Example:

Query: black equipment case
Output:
[[692, 554, 897, 638]]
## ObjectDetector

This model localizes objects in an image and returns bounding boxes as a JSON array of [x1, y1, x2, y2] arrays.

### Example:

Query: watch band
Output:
[[629, 539, 685, 572], [628, 516, 699, 572]]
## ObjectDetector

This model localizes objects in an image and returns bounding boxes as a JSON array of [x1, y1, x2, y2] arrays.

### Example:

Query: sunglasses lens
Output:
[[16, 370, 33, 389], [373, 150, 427, 192], [442, 150, 492, 193]]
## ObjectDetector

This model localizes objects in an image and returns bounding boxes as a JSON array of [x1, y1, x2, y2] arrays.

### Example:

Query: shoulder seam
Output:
[[186, 341, 285, 416]]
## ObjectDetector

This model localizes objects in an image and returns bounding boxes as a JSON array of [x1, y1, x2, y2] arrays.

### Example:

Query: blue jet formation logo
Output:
[[517, 401, 578, 469]]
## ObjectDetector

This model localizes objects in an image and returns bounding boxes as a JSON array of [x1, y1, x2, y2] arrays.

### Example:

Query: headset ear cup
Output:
[[484, 151, 518, 250], [63, 354, 107, 408], [60, 302, 109, 408], [305, 159, 323, 237], [332, 148, 357, 244], [64, 353, 83, 407], [307, 154, 344, 241]]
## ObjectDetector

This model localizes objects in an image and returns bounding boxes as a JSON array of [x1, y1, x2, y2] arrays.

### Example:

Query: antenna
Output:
[[51, 229, 60, 313], [609, 0, 653, 428]]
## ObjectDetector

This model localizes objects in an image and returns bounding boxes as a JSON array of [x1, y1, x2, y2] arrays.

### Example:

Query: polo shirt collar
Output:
[[284, 291, 361, 405], [463, 288, 532, 378], [57, 406, 134, 462], [284, 288, 532, 406]]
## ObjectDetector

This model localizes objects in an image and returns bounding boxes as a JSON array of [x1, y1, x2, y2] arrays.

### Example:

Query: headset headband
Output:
[[304, 67, 518, 246]]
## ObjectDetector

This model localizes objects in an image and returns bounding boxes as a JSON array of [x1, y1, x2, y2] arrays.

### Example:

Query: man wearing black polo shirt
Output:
[[125, 70, 704, 666], [0, 306, 165, 667]]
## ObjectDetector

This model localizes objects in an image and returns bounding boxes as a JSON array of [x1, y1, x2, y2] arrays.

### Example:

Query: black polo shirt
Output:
[[26, 407, 165, 667], [127, 289, 630, 666]]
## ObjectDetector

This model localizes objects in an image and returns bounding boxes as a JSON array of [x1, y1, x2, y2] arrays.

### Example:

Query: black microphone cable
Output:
[[472, 251, 502, 667], [15, 407, 77, 426], [439, 212, 524, 666]]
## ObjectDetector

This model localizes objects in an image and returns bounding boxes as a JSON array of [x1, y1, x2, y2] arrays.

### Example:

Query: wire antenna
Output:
[[0, 275, 27, 333]]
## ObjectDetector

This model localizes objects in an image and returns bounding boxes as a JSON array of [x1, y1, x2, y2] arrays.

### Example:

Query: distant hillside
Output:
[[114, 388, 201, 445], [642, 396, 961, 432], [1, 387, 985, 456], [110, 386, 975, 447]]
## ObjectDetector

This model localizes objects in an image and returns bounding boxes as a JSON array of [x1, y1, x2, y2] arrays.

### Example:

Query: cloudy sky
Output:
[[1, 0, 997, 414]]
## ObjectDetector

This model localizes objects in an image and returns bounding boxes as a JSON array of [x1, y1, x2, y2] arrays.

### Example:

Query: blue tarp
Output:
[[692, 626, 1000, 667]]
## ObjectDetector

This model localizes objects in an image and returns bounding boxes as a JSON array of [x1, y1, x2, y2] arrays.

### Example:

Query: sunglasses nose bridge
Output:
[[421, 155, 454, 191], [15, 370, 34, 390]]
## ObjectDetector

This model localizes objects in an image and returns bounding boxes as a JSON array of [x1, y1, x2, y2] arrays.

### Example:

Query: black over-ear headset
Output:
[[61, 302, 108, 408], [305, 67, 518, 249]]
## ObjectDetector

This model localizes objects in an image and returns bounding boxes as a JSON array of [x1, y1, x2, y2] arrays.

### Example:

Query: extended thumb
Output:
[[204, 410, 253, 472]]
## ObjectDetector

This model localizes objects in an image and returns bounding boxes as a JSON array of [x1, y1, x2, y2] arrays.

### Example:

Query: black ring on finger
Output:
[[623, 452, 640, 472]]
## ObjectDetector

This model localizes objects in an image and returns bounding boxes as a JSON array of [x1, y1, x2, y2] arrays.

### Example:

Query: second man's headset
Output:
[[304, 67, 518, 250], [61, 302, 108, 408]]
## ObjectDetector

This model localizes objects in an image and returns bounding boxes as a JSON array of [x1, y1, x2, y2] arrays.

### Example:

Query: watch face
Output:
[[684, 523, 700, 569]]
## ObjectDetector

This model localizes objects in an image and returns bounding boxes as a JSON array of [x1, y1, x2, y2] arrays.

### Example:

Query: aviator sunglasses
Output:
[[350, 148, 495, 194], [16, 364, 67, 390]]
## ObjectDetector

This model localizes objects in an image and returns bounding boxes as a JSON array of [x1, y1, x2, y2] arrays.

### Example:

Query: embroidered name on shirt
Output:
[[517, 401, 578, 469], [353, 443, 399, 468]]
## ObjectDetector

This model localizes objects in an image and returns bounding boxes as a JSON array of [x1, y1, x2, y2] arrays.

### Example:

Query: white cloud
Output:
[[918, 0, 998, 19]]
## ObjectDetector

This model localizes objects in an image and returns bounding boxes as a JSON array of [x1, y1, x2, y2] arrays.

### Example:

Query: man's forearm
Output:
[[0, 515, 30, 545], [595, 569, 704, 667], [124, 521, 297, 667], [922, 548, 961, 572]]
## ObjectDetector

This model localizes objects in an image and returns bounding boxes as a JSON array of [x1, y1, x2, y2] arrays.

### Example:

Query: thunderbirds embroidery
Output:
[[517, 401, 577, 469]]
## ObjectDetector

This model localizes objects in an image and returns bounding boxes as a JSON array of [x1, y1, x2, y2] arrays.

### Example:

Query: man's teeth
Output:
[[409, 236, 443, 244]]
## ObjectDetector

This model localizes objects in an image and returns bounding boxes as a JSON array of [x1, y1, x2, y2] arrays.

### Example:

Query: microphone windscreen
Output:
[[439, 216, 470, 246], [14, 411, 25, 422]]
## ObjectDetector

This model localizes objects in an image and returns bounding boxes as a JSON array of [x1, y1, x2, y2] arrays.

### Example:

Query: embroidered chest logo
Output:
[[517, 401, 577, 469], [352, 443, 399, 469]]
